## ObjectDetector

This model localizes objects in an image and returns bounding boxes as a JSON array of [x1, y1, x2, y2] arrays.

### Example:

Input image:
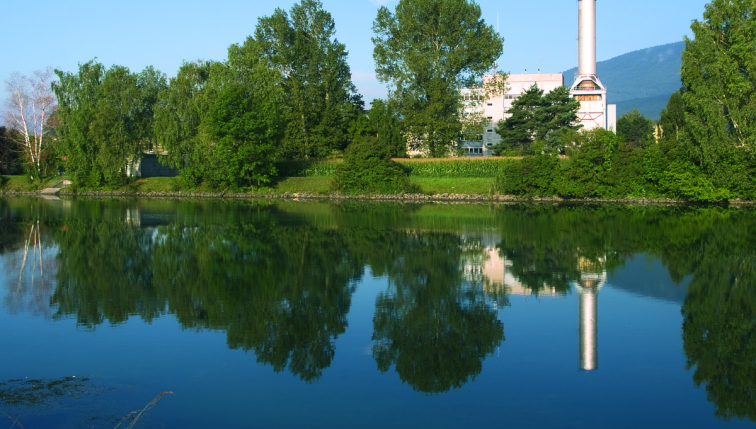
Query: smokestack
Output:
[[578, 287, 598, 371], [578, 0, 597, 76]]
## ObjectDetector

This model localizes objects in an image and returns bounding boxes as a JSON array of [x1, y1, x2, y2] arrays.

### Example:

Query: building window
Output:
[[575, 94, 602, 101]]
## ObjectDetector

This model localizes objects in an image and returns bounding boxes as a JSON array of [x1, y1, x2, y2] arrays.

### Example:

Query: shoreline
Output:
[[1, 189, 753, 205]]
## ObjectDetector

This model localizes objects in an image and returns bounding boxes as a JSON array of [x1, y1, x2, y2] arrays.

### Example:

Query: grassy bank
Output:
[[1, 175, 493, 196], [0, 175, 65, 192]]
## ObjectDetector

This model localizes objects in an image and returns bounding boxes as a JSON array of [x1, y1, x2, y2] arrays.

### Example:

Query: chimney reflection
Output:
[[574, 257, 606, 371]]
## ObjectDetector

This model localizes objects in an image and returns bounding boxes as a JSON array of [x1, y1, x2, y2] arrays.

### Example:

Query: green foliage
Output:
[[659, 91, 686, 143], [494, 85, 581, 155], [555, 129, 622, 198], [207, 80, 282, 189], [0, 127, 23, 175], [352, 99, 406, 157], [153, 60, 219, 188], [493, 155, 558, 196], [333, 137, 417, 194], [616, 108, 655, 147], [681, 0, 756, 191], [52, 61, 167, 188], [255, 0, 363, 160], [372, 0, 504, 157]]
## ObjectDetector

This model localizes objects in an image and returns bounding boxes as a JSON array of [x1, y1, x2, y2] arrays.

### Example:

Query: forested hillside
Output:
[[563, 41, 683, 119]]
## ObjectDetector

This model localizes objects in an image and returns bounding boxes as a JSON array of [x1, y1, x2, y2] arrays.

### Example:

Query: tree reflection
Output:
[[681, 215, 756, 422], [371, 233, 505, 393], [151, 218, 362, 382]]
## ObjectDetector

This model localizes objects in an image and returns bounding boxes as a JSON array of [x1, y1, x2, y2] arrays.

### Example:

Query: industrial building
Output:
[[461, 0, 616, 156]]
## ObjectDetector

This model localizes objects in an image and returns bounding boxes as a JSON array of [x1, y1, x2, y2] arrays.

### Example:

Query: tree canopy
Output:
[[681, 0, 756, 192], [52, 61, 167, 187], [494, 85, 581, 155], [255, 0, 363, 159], [372, 0, 504, 157]]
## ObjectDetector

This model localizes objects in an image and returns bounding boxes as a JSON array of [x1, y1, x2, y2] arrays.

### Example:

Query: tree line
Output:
[[3, 0, 755, 201], [1, 0, 503, 190]]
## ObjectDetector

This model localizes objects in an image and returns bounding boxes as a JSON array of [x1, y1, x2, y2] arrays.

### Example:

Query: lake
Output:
[[0, 197, 754, 428]]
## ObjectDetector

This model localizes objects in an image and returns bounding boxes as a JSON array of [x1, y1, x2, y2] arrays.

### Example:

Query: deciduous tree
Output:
[[372, 0, 504, 157], [616, 109, 655, 147], [255, 0, 362, 159], [680, 0, 756, 190], [3, 68, 57, 181]]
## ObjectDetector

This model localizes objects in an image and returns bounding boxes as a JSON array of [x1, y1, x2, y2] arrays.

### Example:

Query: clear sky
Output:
[[1, 0, 711, 119]]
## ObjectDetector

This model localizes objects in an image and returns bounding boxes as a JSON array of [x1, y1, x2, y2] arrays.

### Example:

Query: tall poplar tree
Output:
[[681, 0, 756, 192], [372, 0, 504, 157], [254, 0, 362, 160]]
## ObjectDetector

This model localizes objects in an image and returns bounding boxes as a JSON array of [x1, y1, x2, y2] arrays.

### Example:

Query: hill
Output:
[[563, 41, 684, 120]]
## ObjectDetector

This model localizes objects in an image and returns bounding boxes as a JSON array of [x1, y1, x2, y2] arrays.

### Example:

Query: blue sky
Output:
[[1, 0, 710, 119]]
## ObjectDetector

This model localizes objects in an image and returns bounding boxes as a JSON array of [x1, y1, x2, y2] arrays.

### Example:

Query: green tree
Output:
[[616, 109, 655, 147], [332, 137, 416, 194], [152, 61, 217, 187], [53, 61, 165, 187], [494, 85, 581, 155], [0, 126, 22, 175], [372, 0, 504, 157], [254, 0, 362, 160], [681, 0, 756, 192], [207, 79, 282, 188], [536, 86, 582, 150], [53, 61, 107, 186], [351, 99, 406, 157], [495, 85, 544, 154], [659, 91, 686, 143], [90, 65, 146, 186]]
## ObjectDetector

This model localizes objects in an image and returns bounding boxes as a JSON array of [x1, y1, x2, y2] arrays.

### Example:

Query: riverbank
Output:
[[2, 175, 754, 204]]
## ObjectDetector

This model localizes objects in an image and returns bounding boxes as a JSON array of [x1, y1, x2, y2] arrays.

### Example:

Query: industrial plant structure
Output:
[[461, 0, 616, 156]]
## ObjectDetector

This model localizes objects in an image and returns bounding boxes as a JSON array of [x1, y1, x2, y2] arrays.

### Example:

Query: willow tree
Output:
[[372, 0, 504, 157], [681, 0, 756, 194]]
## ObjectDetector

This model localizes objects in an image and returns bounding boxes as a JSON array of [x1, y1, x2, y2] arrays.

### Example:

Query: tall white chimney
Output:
[[578, 0, 597, 76], [571, 0, 610, 131]]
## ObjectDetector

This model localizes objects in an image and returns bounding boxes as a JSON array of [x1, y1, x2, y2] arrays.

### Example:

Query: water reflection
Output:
[[372, 234, 506, 393], [573, 257, 606, 371], [1, 198, 756, 421]]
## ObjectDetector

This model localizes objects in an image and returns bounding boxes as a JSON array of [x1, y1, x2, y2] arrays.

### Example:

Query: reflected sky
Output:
[[0, 198, 753, 428]]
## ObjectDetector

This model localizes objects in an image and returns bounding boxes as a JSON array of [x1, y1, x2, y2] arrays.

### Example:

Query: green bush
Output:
[[659, 161, 730, 202], [332, 138, 418, 195], [493, 155, 558, 196]]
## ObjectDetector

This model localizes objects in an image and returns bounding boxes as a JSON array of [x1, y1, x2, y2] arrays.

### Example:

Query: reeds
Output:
[[115, 391, 174, 429]]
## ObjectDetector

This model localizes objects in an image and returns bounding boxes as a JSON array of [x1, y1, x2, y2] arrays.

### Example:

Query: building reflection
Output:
[[465, 240, 607, 371], [573, 257, 606, 371]]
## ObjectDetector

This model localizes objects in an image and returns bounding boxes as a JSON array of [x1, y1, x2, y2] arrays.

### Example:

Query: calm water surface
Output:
[[0, 198, 754, 428]]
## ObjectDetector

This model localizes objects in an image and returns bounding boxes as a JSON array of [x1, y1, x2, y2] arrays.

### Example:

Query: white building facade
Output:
[[461, 72, 564, 156]]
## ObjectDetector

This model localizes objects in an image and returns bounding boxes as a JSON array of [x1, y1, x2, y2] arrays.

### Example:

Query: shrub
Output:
[[493, 155, 558, 196], [333, 138, 418, 195]]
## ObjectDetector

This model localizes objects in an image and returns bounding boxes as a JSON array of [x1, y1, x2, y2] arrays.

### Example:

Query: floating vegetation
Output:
[[0, 376, 90, 406]]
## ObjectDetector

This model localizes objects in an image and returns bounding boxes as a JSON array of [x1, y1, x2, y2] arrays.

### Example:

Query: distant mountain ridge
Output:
[[563, 41, 684, 120]]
